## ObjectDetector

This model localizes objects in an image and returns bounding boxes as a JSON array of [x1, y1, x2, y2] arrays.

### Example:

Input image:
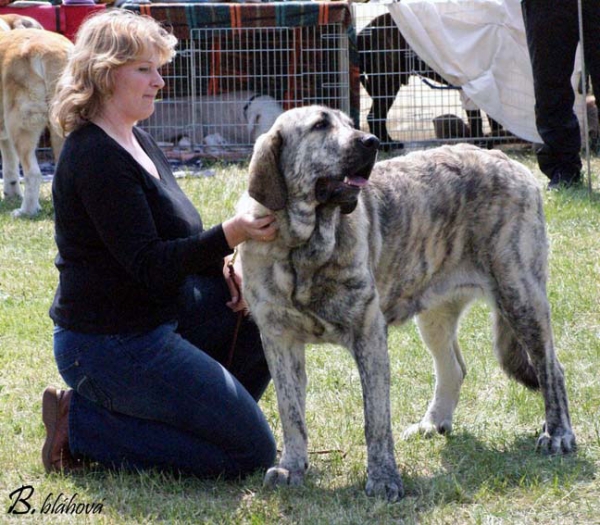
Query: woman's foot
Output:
[[41, 387, 83, 473]]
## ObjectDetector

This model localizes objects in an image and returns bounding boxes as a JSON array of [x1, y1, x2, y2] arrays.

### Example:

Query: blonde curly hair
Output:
[[51, 9, 177, 135]]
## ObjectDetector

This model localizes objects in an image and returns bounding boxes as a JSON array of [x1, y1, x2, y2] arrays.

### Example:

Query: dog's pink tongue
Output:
[[345, 176, 369, 188]]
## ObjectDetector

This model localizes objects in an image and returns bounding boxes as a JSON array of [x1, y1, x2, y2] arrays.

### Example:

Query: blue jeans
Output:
[[53, 275, 276, 478]]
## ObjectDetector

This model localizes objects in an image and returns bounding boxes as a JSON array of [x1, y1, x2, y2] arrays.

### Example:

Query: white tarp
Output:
[[388, 0, 544, 142]]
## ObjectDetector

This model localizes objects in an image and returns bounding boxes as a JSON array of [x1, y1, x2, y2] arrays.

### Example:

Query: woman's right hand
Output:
[[222, 212, 278, 248]]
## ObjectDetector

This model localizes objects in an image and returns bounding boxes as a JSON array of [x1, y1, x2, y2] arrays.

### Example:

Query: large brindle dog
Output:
[[238, 106, 575, 501]]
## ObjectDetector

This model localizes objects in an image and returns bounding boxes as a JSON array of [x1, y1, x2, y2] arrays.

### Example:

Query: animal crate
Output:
[[139, 22, 351, 160], [352, 3, 518, 151]]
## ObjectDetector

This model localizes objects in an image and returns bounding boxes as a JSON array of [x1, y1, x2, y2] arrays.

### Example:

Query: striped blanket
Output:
[[125, 2, 354, 37]]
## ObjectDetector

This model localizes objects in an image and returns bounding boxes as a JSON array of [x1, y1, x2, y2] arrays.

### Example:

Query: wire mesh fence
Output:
[[138, 23, 350, 160]]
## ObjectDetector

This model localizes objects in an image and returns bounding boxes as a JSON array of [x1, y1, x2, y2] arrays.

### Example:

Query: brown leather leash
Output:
[[225, 250, 243, 370]]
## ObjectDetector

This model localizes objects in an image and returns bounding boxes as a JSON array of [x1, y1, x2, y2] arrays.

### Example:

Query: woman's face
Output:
[[106, 53, 165, 124]]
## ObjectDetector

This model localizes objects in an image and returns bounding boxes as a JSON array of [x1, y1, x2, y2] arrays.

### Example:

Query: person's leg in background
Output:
[[582, 0, 600, 157], [522, 0, 582, 187]]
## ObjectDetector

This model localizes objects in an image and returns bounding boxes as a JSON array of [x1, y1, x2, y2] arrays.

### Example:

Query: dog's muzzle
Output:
[[315, 133, 379, 214], [315, 178, 364, 214]]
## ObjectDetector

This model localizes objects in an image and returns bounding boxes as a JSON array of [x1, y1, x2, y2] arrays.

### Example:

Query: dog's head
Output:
[[248, 106, 379, 216]]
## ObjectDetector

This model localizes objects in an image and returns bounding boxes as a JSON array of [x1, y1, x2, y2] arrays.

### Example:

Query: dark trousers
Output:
[[522, 0, 600, 178], [53, 275, 275, 478]]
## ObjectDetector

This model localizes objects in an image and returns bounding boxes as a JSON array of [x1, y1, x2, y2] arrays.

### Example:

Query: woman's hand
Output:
[[222, 212, 277, 248], [223, 254, 248, 314]]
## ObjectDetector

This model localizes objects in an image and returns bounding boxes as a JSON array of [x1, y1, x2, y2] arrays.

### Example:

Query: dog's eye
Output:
[[312, 119, 329, 131]]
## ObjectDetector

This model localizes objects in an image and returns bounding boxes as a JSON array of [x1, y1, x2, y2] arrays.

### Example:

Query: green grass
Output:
[[1, 151, 599, 524]]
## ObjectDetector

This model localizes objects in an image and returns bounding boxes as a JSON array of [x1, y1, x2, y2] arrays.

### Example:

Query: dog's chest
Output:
[[244, 255, 371, 344]]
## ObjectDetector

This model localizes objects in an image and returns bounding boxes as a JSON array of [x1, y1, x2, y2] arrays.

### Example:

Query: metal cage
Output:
[[139, 24, 350, 160]]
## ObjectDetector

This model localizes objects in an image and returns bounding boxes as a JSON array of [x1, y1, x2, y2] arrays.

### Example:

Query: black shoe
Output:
[[547, 170, 582, 190]]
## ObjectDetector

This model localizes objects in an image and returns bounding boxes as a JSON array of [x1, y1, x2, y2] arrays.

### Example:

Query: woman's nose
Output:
[[153, 70, 165, 88]]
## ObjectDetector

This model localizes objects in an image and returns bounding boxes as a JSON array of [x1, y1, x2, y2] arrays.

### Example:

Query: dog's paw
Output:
[[536, 425, 576, 455], [402, 419, 452, 440], [263, 466, 305, 489], [365, 471, 405, 502], [11, 205, 40, 219]]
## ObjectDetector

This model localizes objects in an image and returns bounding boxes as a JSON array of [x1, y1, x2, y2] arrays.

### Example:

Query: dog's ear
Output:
[[248, 129, 286, 211]]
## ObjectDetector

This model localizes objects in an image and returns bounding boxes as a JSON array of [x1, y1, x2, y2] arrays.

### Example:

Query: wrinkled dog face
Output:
[[249, 106, 380, 215]]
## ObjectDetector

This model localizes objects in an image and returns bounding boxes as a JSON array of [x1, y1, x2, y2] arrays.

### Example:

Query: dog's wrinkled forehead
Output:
[[277, 107, 357, 169], [305, 107, 350, 127], [279, 106, 352, 136]]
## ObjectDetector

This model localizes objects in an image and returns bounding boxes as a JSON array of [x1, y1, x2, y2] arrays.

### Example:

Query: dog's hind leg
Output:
[[6, 78, 47, 217], [352, 307, 404, 501], [0, 136, 22, 201], [492, 280, 575, 454], [11, 136, 43, 218], [261, 336, 310, 488], [49, 125, 65, 165], [403, 298, 470, 439]]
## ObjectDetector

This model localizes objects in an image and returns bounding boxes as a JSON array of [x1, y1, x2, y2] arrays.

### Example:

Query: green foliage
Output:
[[1, 152, 599, 524]]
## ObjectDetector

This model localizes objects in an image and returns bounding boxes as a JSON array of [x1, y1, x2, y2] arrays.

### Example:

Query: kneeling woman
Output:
[[42, 9, 278, 477]]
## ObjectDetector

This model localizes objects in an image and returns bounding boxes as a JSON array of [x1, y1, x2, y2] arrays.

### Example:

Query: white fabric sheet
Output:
[[388, 0, 544, 142]]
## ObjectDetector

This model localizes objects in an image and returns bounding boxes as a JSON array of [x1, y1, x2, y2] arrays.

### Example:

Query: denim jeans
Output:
[[53, 275, 276, 478]]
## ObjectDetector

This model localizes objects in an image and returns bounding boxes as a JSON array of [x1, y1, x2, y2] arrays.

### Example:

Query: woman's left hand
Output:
[[223, 254, 249, 314]]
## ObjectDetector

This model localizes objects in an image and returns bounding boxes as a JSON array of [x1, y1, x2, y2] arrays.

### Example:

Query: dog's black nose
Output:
[[360, 134, 380, 150]]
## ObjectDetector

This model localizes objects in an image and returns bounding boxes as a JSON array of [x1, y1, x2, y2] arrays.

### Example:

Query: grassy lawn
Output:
[[0, 149, 599, 524]]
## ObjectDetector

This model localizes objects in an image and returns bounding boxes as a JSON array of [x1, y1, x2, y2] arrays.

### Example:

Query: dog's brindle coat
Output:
[[239, 106, 575, 501]]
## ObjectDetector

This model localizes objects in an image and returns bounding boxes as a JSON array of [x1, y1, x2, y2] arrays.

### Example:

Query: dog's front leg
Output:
[[351, 310, 404, 501], [262, 335, 309, 488]]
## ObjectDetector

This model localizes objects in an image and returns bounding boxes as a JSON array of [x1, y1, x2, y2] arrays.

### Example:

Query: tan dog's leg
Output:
[[1, 137, 22, 200], [7, 91, 46, 217]]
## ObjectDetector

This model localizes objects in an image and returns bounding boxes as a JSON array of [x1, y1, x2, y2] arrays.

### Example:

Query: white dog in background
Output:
[[0, 21, 72, 217], [141, 91, 283, 148]]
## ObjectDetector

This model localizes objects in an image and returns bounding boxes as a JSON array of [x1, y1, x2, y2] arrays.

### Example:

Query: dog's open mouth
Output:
[[315, 164, 373, 214]]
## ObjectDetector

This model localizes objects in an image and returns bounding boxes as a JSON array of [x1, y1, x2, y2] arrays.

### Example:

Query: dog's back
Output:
[[366, 144, 546, 320], [0, 14, 44, 30]]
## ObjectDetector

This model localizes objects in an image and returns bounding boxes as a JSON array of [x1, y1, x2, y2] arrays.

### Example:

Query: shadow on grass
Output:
[[60, 431, 595, 522], [400, 430, 595, 506]]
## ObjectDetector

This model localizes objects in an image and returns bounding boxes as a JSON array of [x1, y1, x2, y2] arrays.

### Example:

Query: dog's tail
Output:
[[493, 312, 540, 390], [24, 32, 72, 159]]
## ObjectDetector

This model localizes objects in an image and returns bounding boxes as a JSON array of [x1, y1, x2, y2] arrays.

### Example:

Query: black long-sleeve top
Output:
[[49, 123, 232, 334]]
